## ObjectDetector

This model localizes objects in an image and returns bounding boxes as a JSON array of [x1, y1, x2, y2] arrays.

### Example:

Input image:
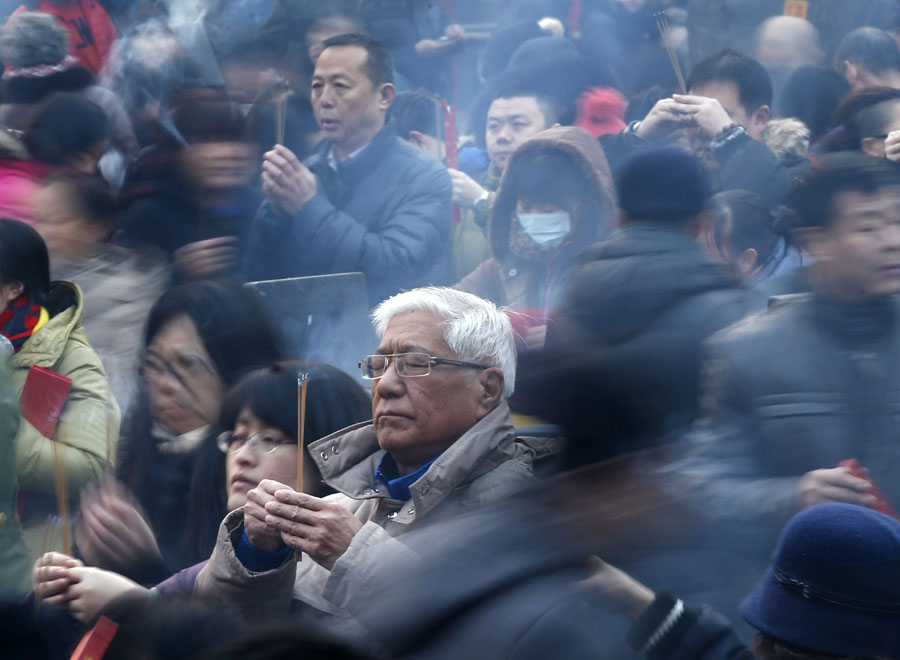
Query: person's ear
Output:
[[737, 247, 759, 280], [477, 367, 504, 414], [378, 82, 396, 111], [4, 280, 24, 299], [407, 130, 426, 148], [753, 104, 771, 130], [861, 136, 885, 158]]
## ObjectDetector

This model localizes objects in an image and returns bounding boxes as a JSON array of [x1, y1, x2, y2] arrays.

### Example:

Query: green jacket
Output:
[[12, 281, 120, 528], [0, 351, 30, 597]]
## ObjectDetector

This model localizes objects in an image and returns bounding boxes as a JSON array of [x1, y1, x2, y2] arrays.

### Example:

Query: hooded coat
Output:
[[0, 350, 30, 598], [455, 126, 616, 314]]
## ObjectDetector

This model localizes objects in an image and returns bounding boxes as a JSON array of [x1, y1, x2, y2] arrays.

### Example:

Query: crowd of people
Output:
[[5, 0, 900, 658]]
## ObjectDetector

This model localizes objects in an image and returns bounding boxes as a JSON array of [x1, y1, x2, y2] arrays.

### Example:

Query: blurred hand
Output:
[[262, 145, 317, 216], [244, 479, 288, 552], [33, 552, 83, 608], [634, 97, 696, 140], [582, 557, 655, 622], [265, 488, 363, 570], [799, 467, 876, 509], [76, 480, 163, 573], [448, 169, 486, 208], [444, 24, 466, 42], [672, 94, 734, 139], [64, 567, 147, 624], [885, 131, 900, 163], [523, 324, 548, 351], [173, 237, 236, 279]]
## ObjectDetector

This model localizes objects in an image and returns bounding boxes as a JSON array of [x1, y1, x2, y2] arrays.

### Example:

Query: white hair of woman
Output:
[[372, 287, 517, 398]]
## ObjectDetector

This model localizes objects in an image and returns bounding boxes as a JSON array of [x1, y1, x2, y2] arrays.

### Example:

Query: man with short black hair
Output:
[[835, 26, 900, 91], [243, 33, 452, 306], [446, 86, 557, 281], [604, 49, 803, 206], [691, 153, 900, 537]]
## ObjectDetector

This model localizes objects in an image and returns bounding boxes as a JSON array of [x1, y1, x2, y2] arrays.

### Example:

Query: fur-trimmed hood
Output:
[[488, 125, 617, 259]]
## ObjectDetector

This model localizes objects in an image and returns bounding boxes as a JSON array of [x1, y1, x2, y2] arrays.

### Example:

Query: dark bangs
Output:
[[512, 152, 589, 210]]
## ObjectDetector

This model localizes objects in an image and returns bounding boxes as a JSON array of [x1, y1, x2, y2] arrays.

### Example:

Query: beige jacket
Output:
[[194, 402, 537, 621]]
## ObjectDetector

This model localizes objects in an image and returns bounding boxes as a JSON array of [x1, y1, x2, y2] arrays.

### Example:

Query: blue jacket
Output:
[[244, 124, 452, 306]]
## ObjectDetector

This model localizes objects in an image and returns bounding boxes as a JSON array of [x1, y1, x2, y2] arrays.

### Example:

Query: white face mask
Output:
[[517, 212, 572, 248]]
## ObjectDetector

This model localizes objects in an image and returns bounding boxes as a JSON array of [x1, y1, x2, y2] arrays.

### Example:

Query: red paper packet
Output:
[[19, 365, 72, 438], [839, 458, 900, 520], [69, 616, 118, 660]]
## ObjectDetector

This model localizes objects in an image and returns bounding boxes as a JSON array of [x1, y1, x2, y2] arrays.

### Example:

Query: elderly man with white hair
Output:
[[193, 286, 539, 620]]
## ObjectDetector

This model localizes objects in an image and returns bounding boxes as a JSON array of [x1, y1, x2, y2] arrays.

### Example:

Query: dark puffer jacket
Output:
[[520, 224, 749, 455], [243, 123, 452, 307], [456, 126, 616, 313]]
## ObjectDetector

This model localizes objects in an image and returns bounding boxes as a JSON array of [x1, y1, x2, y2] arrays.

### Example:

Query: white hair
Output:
[[372, 287, 517, 398]]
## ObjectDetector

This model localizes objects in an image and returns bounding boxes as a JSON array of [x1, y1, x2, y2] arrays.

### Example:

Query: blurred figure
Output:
[[0, 94, 108, 226], [456, 126, 616, 349], [689, 154, 900, 561], [826, 87, 900, 163], [7, 1, 116, 75], [0, 219, 119, 561], [604, 49, 806, 207], [0, 336, 29, 599], [192, 288, 542, 623], [78, 282, 283, 585], [389, 89, 445, 161], [34, 172, 169, 412], [778, 65, 850, 145], [117, 88, 258, 282], [199, 624, 372, 660], [448, 85, 557, 282], [835, 27, 900, 92], [528, 147, 748, 450], [358, 0, 466, 96], [33, 361, 371, 622], [0, 12, 136, 166], [243, 34, 451, 306], [755, 16, 823, 113]]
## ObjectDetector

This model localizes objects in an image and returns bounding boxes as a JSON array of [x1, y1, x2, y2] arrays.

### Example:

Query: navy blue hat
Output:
[[617, 146, 710, 218], [740, 503, 900, 659]]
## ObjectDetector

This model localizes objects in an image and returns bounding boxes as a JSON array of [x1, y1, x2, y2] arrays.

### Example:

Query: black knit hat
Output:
[[617, 146, 710, 219], [741, 503, 900, 659]]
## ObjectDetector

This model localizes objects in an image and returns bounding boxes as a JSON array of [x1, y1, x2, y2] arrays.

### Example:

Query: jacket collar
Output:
[[307, 122, 398, 186], [11, 280, 83, 368], [309, 401, 520, 521]]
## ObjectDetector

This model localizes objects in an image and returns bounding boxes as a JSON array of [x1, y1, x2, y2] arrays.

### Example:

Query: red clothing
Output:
[[0, 158, 56, 225], [11, 0, 116, 75]]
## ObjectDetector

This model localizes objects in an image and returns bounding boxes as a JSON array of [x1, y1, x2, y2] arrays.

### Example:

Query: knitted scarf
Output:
[[0, 295, 48, 352]]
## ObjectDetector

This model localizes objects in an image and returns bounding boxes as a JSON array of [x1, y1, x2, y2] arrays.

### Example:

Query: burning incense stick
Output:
[[295, 373, 308, 562], [655, 13, 687, 95], [274, 80, 292, 146]]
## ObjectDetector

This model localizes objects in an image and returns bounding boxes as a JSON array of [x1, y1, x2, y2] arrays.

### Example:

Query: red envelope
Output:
[[69, 616, 118, 660], [19, 365, 72, 439], [839, 458, 900, 520]]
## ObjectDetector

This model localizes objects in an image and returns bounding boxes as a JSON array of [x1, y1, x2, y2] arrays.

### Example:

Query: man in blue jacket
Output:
[[245, 33, 452, 307]]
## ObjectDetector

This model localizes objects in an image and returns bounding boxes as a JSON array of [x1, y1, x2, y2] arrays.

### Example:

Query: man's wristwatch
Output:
[[710, 124, 746, 151], [473, 190, 491, 215]]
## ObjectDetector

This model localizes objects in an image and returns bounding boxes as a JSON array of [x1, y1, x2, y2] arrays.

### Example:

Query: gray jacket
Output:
[[194, 402, 539, 621]]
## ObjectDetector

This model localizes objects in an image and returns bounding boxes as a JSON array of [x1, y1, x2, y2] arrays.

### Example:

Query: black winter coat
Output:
[[519, 225, 749, 458], [243, 124, 452, 307]]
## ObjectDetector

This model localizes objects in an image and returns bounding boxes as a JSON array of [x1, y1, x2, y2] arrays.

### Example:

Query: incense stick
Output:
[[275, 92, 288, 146], [656, 13, 687, 95], [50, 433, 71, 555], [294, 373, 308, 562]]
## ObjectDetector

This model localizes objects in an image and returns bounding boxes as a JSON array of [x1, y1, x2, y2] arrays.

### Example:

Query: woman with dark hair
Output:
[[34, 361, 372, 622], [117, 87, 259, 281], [0, 218, 118, 568], [705, 190, 801, 289], [456, 125, 616, 348], [820, 86, 900, 159], [778, 66, 850, 145], [75, 281, 284, 585]]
